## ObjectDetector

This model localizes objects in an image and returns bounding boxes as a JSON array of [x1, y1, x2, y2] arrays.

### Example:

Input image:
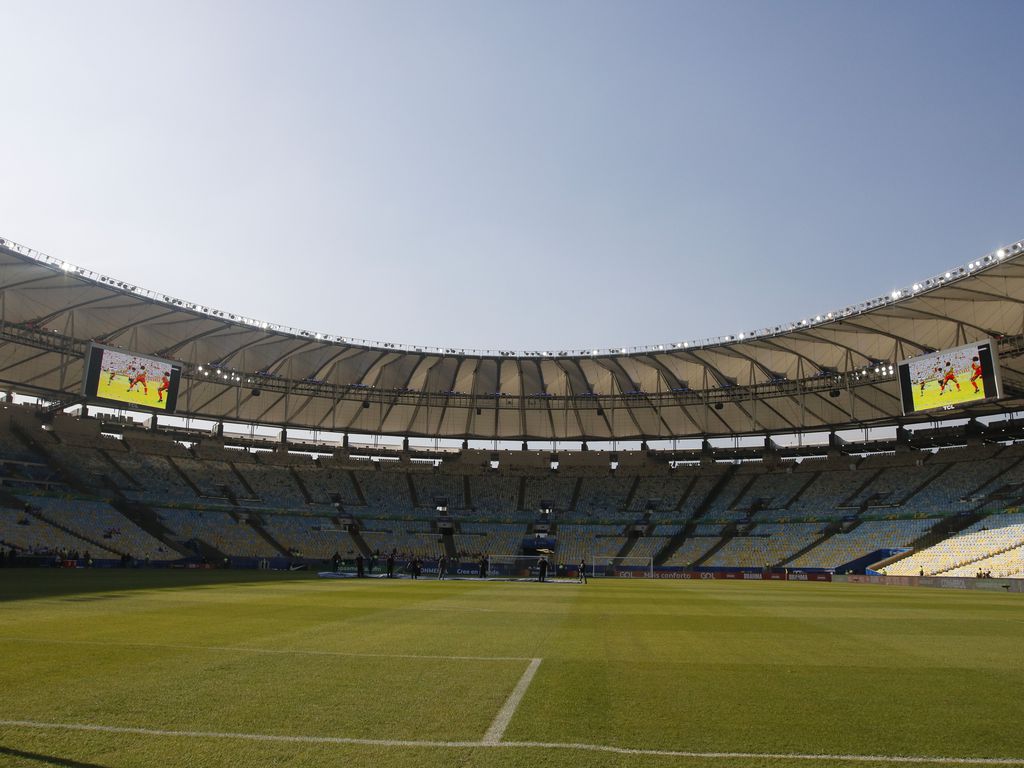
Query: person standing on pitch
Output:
[[386, 550, 395, 578], [538, 555, 548, 583], [579, 558, 587, 584], [437, 553, 448, 580]]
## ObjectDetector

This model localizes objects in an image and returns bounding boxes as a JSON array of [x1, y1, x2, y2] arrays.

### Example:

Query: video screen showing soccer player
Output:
[[82, 345, 181, 412], [897, 341, 1001, 415]]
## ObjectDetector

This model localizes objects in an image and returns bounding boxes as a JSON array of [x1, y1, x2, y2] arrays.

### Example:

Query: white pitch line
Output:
[[482, 657, 542, 744], [0, 636, 529, 662], [0, 719, 1022, 765]]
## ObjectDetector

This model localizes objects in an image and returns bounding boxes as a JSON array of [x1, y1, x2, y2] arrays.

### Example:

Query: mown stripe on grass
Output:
[[0, 636, 530, 662], [1, 719, 1022, 765]]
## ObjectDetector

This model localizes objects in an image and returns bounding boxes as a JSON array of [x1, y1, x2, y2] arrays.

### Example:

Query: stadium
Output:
[[1, 232, 1024, 768], [4, 3, 1024, 766]]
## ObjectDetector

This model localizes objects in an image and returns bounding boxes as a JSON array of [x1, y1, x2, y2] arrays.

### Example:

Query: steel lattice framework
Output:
[[1, 236, 1023, 440]]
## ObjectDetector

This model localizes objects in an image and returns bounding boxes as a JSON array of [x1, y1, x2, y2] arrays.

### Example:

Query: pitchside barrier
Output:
[[653, 570, 833, 581], [451, 555, 657, 579], [839, 573, 1023, 592]]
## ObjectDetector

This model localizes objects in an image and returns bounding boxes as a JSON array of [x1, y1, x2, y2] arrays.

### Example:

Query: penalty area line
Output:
[[0, 720, 1022, 765], [482, 657, 542, 744]]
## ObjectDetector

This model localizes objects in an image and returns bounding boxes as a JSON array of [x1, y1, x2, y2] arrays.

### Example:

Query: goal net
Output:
[[482, 554, 654, 579], [485, 555, 546, 579]]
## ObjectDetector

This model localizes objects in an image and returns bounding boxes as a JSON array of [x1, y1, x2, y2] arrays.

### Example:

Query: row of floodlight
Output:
[[189, 359, 896, 397], [3, 235, 1021, 359], [196, 365, 253, 384]]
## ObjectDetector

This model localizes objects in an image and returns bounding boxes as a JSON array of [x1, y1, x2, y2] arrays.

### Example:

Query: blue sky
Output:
[[1, 0, 1022, 352]]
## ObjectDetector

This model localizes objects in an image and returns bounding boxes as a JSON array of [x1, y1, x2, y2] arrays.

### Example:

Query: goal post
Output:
[[486, 555, 543, 579], [447, 554, 655, 579]]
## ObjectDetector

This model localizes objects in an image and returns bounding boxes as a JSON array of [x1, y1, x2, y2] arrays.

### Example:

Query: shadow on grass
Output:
[[0, 745, 111, 768], [0, 567, 317, 602]]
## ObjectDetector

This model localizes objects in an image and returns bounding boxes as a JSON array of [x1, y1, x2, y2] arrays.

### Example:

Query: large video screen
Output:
[[897, 340, 1001, 415], [82, 344, 182, 412]]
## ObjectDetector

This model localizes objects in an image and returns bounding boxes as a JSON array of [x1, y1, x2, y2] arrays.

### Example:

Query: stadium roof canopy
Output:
[[1, 235, 1023, 442]]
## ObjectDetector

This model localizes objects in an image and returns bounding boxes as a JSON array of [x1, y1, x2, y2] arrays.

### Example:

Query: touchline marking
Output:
[[0, 636, 529, 663], [483, 657, 542, 744], [0, 720, 1021, 765]]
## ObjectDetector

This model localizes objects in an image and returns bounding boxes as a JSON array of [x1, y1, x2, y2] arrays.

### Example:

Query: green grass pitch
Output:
[[0, 570, 1022, 768]]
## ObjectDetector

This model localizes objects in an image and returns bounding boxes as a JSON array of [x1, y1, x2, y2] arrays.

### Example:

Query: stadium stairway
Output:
[[185, 536, 229, 565], [725, 474, 761, 512], [691, 521, 738, 567], [23, 503, 125, 557], [346, 524, 372, 558], [897, 460, 953, 505], [288, 466, 314, 505], [8, 421, 95, 496], [784, 470, 824, 508], [836, 466, 882, 510], [343, 467, 368, 507], [441, 527, 457, 560], [690, 463, 739, 522], [568, 477, 583, 512], [107, 499, 192, 558], [101, 450, 144, 492], [670, 475, 699, 514], [655, 464, 739, 565], [622, 476, 641, 511], [166, 457, 204, 499], [406, 473, 420, 508], [228, 462, 260, 502], [614, 531, 637, 560], [776, 520, 844, 569], [238, 513, 291, 557]]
